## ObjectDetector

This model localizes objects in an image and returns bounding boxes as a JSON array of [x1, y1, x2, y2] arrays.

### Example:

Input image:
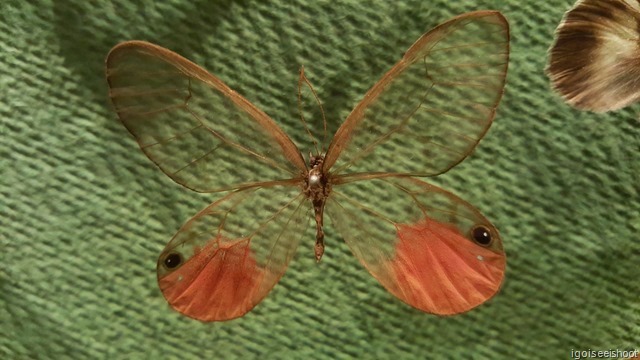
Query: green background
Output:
[[1, 0, 638, 359]]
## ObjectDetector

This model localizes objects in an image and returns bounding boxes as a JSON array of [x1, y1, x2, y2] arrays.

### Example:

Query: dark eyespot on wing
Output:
[[471, 225, 492, 246], [163, 252, 183, 269]]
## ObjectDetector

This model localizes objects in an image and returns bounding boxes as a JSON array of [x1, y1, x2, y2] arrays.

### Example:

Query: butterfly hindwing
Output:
[[327, 176, 505, 315], [157, 183, 310, 321]]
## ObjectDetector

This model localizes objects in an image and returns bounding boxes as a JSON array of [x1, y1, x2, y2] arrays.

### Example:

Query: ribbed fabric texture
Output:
[[1, 0, 638, 359]]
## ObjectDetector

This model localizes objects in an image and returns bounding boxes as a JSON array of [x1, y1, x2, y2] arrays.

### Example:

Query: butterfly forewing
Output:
[[327, 177, 505, 315], [106, 41, 306, 193], [323, 11, 509, 176], [157, 183, 310, 321]]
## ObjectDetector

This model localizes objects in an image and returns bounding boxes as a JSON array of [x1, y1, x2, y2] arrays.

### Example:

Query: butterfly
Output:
[[105, 10, 509, 322], [547, 0, 640, 112]]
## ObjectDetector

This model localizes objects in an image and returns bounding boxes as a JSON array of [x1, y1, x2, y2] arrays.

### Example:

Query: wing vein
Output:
[[185, 108, 295, 175], [426, 41, 503, 54], [141, 123, 205, 149]]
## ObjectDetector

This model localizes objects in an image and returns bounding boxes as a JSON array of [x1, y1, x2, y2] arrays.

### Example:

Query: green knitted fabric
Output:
[[1, 1, 638, 359]]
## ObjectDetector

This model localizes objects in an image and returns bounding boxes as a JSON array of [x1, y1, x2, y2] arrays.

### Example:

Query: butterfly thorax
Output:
[[305, 154, 331, 199], [304, 154, 331, 262]]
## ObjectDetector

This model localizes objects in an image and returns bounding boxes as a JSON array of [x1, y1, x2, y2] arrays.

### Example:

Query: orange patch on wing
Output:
[[388, 218, 505, 315], [158, 237, 269, 321]]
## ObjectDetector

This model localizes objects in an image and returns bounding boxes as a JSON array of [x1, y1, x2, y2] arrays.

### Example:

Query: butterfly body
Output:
[[302, 153, 332, 261], [106, 10, 509, 321]]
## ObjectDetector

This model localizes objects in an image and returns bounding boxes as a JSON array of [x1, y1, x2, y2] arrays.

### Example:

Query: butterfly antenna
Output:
[[308, 78, 328, 155], [298, 66, 321, 156]]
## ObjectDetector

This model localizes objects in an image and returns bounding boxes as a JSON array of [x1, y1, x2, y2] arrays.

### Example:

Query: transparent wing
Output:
[[157, 183, 310, 321], [106, 41, 306, 192], [326, 176, 505, 315], [323, 11, 509, 176], [547, 0, 640, 112]]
